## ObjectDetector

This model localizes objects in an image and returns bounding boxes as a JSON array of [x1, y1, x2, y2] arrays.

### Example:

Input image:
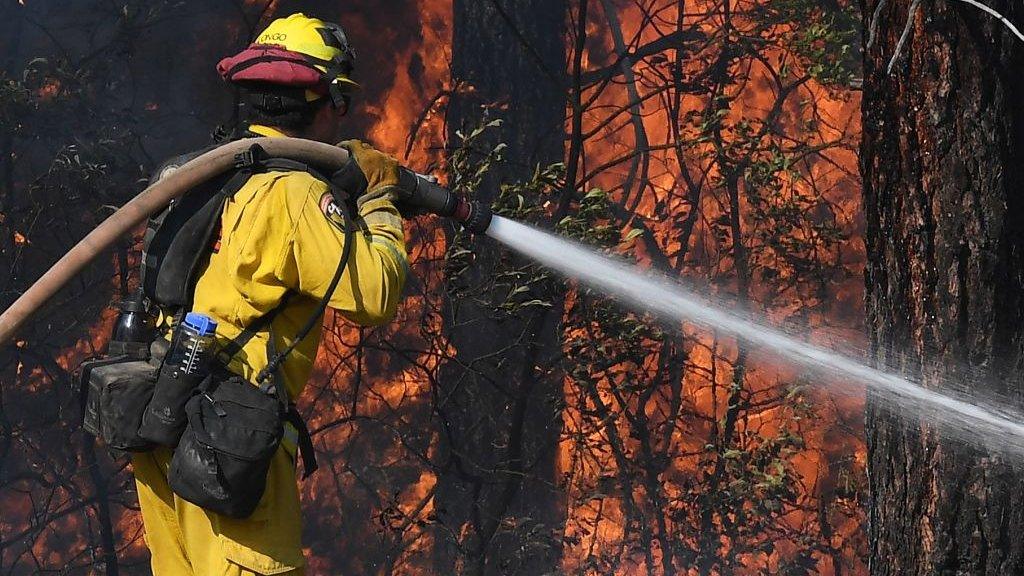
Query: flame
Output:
[[554, 1, 865, 573], [6, 0, 866, 573]]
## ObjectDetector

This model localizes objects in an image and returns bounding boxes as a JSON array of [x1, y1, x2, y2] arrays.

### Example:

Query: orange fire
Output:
[[6, 0, 865, 573], [285, 0, 865, 573], [552, 1, 864, 574]]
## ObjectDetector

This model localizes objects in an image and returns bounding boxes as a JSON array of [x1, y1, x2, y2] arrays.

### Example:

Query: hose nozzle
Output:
[[398, 168, 493, 234]]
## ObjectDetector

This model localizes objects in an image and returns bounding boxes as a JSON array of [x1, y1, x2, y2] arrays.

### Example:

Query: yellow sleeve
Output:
[[274, 175, 408, 326]]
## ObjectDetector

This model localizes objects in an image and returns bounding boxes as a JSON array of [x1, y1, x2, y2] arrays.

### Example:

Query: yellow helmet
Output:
[[218, 13, 357, 107], [255, 14, 357, 89]]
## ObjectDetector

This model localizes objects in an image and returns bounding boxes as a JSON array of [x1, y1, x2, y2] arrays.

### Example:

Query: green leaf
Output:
[[623, 228, 644, 241]]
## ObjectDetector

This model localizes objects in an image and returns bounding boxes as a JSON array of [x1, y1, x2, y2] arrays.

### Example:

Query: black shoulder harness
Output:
[[141, 143, 342, 308]]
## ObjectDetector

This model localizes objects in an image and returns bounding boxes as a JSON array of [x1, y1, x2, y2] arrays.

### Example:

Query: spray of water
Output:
[[486, 215, 1024, 458]]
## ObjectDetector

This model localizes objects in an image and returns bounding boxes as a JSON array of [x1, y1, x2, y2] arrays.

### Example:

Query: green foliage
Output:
[[444, 88, 848, 568], [444, 119, 563, 316], [0, 73, 34, 132], [772, 0, 860, 88], [556, 186, 619, 246], [742, 142, 849, 302]]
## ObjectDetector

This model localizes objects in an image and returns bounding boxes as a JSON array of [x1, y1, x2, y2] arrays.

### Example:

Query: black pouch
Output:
[[80, 356, 131, 438], [139, 325, 215, 448], [78, 353, 160, 452], [168, 370, 285, 519]]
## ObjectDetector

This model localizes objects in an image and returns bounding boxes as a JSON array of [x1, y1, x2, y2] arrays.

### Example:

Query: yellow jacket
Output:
[[133, 125, 407, 575], [193, 125, 407, 398]]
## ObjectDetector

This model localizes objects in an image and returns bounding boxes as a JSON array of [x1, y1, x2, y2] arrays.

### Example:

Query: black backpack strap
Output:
[[245, 161, 354, 482], [286, 406, 318, 479], [215, 144, 353, 372], [215, 292, 294, 365], [194, 144, 305, 365], [253, 167, 355, 385], [261, 326, 318, 479]]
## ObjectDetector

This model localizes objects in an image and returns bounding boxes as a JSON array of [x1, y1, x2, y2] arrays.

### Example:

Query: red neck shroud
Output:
[[217, 45, 329, 96]]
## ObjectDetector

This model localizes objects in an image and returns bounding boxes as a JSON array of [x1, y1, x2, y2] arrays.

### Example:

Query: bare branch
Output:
[[887, 0, 922, 75], [578, 29, 705, 86], [954, 0, 1024, 43], [887, 0, 1024, 76], [867, 0, 890, 48]]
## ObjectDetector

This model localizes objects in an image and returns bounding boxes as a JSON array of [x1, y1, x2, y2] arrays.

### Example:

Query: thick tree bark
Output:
[[434, 1, 567, 575], [863, 0, 1024, 573]]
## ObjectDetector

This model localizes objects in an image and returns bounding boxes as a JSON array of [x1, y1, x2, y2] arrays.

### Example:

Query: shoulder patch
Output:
[[319, 192, 347, 229]]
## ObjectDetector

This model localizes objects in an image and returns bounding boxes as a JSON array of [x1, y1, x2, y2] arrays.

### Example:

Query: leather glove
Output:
[[334, 140, 402, 209], [333, 140, 406, 228]]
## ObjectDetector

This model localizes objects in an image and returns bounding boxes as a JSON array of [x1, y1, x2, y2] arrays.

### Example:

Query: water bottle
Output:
[[108, 290, 155, 358], [138, 312, 218, 447]]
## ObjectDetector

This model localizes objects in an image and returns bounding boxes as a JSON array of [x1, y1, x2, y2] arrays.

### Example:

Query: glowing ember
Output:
[[37, 79, 61, 100]]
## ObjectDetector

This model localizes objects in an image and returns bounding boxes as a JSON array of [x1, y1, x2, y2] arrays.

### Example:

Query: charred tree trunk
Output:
[[863, 0, 1024, 573], [434, 1, 567, 575]]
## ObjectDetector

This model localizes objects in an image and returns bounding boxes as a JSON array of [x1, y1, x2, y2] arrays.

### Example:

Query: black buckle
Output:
[[328, 81, 347, 109], [234, 144, 267, 171]]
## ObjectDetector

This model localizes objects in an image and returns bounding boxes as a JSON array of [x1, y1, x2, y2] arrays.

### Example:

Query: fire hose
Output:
[[0, 137, 491, 346]]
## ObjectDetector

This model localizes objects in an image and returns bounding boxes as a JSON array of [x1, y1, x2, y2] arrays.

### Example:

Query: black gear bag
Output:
[[168, 333, 318, 519], [78, 340, 167, 453]]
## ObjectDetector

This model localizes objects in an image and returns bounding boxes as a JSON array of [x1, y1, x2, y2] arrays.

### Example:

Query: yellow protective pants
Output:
[[132, 447, 305, 575]]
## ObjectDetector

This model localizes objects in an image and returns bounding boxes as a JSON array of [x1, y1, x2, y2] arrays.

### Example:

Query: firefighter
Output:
[[131, 13, 408, 575]]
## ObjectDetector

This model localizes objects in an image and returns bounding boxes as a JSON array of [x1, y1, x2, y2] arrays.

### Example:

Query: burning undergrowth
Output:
[[0, 0, 864, 574]]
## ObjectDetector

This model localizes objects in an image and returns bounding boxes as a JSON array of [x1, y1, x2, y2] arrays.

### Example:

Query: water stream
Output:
[[486, 215, 1024, 458]]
